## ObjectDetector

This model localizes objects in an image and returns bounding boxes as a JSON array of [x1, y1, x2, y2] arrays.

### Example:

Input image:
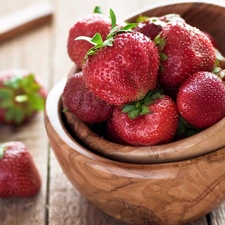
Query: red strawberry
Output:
[[83, 28, 160, 105], [0, 69, 46, 125], [107, 92, 178, 146], [134, 14, 185, 40], [0, 141, 41, 197], [76, 9, 159, 106], [83, 31, 159, 106], [177, 71, 225, 129], [67, 10, 111, 69], [62, 71, 114, 123], [156, 21, 216, 88]]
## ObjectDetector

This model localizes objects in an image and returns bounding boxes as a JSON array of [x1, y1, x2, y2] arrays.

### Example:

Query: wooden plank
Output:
[[0, 1, 51, 224]]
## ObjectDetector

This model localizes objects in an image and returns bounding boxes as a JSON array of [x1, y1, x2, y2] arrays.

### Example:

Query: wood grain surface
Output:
[[1, 0, 225, 225]]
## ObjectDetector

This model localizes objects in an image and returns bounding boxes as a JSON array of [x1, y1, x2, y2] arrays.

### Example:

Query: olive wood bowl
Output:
[[44, 1, 225, 225]]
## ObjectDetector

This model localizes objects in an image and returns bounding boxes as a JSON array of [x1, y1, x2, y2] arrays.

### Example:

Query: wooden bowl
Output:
[[44, 1, 225, 225]]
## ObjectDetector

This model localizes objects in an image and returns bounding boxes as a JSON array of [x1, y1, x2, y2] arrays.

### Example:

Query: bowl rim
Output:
[[45, 77, 225, 164], [122, 0, 225, 22]]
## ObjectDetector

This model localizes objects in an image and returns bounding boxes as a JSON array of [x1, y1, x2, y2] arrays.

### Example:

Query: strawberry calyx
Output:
[[75, 9, 137, 61], [154, 35, 167, 59], [0, 143, 7, 159], [154, 35, 168, 72], [0, 74, 45, 124], [122, 91, 163, 119], [175, 116, 202, 139], [213, 67, 225, 82], [93, 6, 103, 14]]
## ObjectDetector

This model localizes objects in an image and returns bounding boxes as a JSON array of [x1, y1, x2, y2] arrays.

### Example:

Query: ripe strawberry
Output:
[[156, 21, 216, 88], [0, 69, 46, 125], [62, 71, 114, 123], [134, 14, 185, 40], [177, 71, 225, 129], [0, 141, 41, 197], [107, 92, 178, 146], [67, 8, 111, 69], [78, 9, 159, 106]]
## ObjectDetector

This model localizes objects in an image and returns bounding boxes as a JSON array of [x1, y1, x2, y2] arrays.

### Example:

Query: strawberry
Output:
[[67, 7, 111, 69], [134, 14, 185, 40], [156, 21, 216, 88], [0, 141, 41, 197], [0, 69, 46, 125], [62, 71, 114, 123], [177, 71, 225, 129], [79, 10, 159, 106], [107, 92, 178, 146]]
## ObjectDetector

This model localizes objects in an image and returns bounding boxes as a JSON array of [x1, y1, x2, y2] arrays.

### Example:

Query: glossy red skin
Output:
[[83, 32, 160, 106], [159, 22, 216, 88], [63, 72, 114, 123], [0, 141, 41, 197], [67, 13, 111, 69], [108, 96, 178, 146], [0, 69, 47, 125], [177, 71, 225, 129]]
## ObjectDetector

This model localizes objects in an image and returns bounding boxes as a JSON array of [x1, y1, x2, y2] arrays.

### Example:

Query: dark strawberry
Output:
[[156, 21, 216, 88], [0, 141, 41, 197], [62, 71, 114, 123], [67, 8, 111, 69], [107, 92, 178, 146], [134, 14, 184, 40], [0, 69, 46, 125], [177, 71, 225, 129]]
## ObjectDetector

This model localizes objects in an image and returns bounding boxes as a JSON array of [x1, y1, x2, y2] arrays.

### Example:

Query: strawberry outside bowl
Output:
[[44, 1, 225, 225]]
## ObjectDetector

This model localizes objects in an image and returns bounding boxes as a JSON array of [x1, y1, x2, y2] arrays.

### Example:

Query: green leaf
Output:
[[102, 37, 114, 47], [94, 6, 103, 14], [0, 88, 12, 99], [122, 105, 137, 113], [4, 76, 21, 89], [212, 67, 221, 74], [154, 35, 167, 51], [106, 25, 121, 39], [0, 99, 13, 108], [75, 35, 99, 46], [110, 8, 116, 29], [128, 109, 140, 119], [160, 52, 168, 61], [136, 15, 149, 23], [120, 23, 138, 32], [154, 35, 161, 45], [0, 144, 7, 159], [91, 33, 103, 45], [140, 105, 150, 115]]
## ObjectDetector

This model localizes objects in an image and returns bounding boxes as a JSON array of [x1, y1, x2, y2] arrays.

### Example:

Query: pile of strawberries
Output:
[[63, 7, 225, 146]]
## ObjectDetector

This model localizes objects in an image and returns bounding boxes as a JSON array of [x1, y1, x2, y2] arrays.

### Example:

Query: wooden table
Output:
[[0, 0, 225, 224]]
